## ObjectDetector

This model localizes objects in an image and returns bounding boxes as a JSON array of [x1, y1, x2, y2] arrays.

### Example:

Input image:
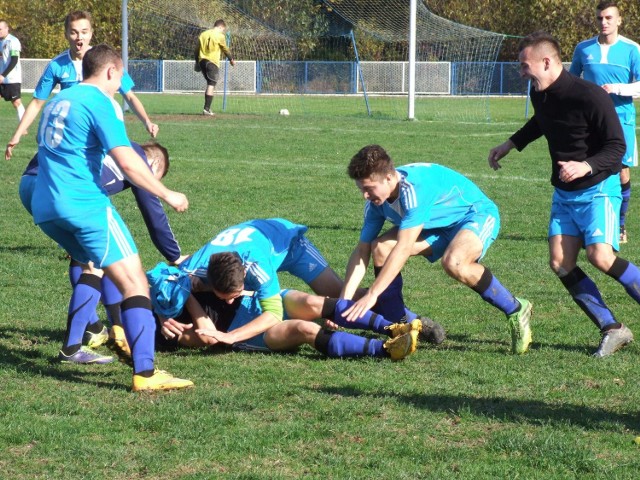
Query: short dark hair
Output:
[[141, 141, 170, 178], [214, 19, 226, 28], [518, 31, 561, 59], [82, 44, 121, 79], [65, 10, 92, 33], [347, 145, 395, 181], [207, 252, 245, 294], [596, 2, 618, 11]]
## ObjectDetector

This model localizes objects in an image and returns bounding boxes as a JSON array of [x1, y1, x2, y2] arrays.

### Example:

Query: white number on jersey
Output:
[[210, 227, 256, 247], [39, 100, 71, 149]]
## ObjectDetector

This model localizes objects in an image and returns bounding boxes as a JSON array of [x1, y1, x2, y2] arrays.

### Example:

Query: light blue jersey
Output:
[[180, 218, 328, 300], [360, 163, 496, 242], [32, 83, 131, 224], [570, 36, 640, 166], [34, 49, 135, 100]]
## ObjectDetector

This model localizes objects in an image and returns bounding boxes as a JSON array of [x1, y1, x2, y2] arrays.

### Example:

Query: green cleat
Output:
[[507, 298, 532, 354], [507, 297, 532, 355], [385, 319, 423, 338], [383, 327, 420, 361]]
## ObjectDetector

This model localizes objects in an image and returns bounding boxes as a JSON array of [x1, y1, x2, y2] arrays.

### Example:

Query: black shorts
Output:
[[0, 83, 21, 101], [199, 60, 220, 87], [154, 291, 242, 351]]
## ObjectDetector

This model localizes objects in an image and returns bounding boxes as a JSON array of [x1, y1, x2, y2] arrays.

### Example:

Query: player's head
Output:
[[207, 252, 245, 303], [82, 43, 123, 92], [141, 142, 170, 180], [0, 20, 9, 40], [214, 19, 227, 31], [517, 31, 562, 92], [596, 2, 621, 37], [65, 11, 93, 59], [348, 145, 398, 206]]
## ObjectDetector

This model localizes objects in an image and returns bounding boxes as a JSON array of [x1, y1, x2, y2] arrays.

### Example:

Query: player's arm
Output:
[[580, 92, 626, 173], [0, 52, 19, 81], [131, 186, 183, 263], [343, 225, 423, 321], [5, 98, 46, 160], [109, 146, 188, 212], [122, 90, 159, 138], [601, 81, 640, 97], [488, 117, 542, 170], [197, 294, 283, 344], [341, 241, 371, 300]]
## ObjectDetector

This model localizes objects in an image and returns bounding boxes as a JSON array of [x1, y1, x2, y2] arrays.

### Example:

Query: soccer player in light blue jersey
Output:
[[32, 44, 192, 392], [570, 2, 640, 244], [342, 145, 532, 355], [5, 10, 158, 160]]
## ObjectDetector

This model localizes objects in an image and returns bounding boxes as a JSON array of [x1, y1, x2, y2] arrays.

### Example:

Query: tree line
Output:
[[1, 1, 638, 61]]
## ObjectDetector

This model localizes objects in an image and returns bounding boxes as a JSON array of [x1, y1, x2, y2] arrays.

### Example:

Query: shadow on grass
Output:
[[501, 233, 549, 242], [444, 333, 592, 355], [314, 385, 640, 432], [0, 327, 129, 390]]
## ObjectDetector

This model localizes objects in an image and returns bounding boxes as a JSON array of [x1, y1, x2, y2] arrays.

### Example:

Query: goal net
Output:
[[126, 0, 504, 121]]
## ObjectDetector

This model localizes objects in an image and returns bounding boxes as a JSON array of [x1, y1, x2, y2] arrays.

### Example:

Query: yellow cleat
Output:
[[132, 369, 194, 392], [107, 325, 132, 365], [385, 319, 423, 338], [383, 328, 419, 361]]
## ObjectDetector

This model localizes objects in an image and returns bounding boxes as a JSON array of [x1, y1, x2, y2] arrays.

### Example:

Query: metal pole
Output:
[[350, 30, 371, 116], [408, 0, 417, 120], [121, 0, 129, 111]]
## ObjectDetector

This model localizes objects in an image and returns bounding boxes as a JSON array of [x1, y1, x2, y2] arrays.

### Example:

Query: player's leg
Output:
[[264, 320, 418, 360], [201, 62, 219, 115], [619, 117, 637, 244], [620, 167, 630, 243], [282, 289, 397, 335], [11, 93, 24, 121]]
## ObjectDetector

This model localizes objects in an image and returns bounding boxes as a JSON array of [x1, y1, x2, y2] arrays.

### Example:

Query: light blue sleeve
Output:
[[33, 62, 58, 100], [569, 45, 582, 76], [118, 71, 135, 95]]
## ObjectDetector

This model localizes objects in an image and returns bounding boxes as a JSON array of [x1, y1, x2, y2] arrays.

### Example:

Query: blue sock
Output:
[[620, 180, 630, 228], [403, 308, 418, 321], [332, 298, 393, 334], [561, 267, 618, 330], [371, 268, 406, 322], [121, 296, 156, 374], [472, 268, 520, 315], [315, 330, 385, 358], [606, 257, 640, 304], [68, 261, 82, 287], [101, 275, 123, 327], [63, 273, 102, 353]]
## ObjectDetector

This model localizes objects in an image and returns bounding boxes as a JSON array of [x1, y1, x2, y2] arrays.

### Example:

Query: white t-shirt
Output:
[[0, 33, 22, 84]]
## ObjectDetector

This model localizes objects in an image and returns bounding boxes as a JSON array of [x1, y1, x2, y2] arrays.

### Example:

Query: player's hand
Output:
[[342, 291, 378, 322], [488, 140, 515, 170], [161, 318, 192, 339], [229, 59, 236, 67], [557, 160, 591, 183], [171, 254, 190, 266], [196, 328, 233, 345], [5, 140, 18, 160], [146, 121, 159, 138], [323, 319, 340, 330], [601, 84, 616, 94], [165, 191, 189, 212]]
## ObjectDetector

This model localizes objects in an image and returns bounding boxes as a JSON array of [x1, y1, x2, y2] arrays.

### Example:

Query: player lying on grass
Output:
[[147, 263, 421, 360], [19, 141, 186, 364], [342, 145, 532, 355], [163, 217, 445, 346]]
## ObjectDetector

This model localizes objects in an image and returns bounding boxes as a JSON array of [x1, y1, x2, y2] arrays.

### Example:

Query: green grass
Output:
[[1, 94, 639, 479]]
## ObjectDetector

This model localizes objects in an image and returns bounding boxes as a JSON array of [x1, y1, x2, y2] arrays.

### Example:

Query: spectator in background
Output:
[[0, 20, 24, 122]]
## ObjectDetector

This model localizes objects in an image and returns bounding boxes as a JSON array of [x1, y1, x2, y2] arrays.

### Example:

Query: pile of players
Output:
[[3, 2, 639, 392]]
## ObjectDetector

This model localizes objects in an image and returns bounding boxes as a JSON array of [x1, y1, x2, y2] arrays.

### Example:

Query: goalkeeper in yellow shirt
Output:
[[196, 19, 235, 116]]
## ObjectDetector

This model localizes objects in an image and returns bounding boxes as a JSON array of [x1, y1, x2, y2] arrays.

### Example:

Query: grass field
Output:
[[1, 93, 639, 479]]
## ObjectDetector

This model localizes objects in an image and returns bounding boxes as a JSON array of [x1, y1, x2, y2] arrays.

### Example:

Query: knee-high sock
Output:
[[371, 267, 406, 322], [560, 267, 618, 331], [620, 181, 631, 228], [471, 268, 520, 315], [62, 273, 102, 354], [314, 329, 385, 358], [324, 298, 394, 335], [606, 257, 640, 304], [68, 261, 101, 327], [121, 296, 156, 374], [16, 103, 25, 121], [100, 275, 123, 327], [204, 94, 213, 110]]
